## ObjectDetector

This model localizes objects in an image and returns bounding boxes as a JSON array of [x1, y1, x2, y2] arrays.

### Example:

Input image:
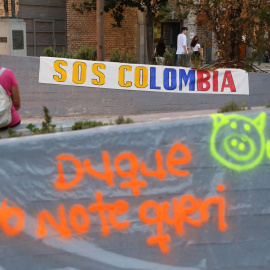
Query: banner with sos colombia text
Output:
[[39, 57, 249, 95]]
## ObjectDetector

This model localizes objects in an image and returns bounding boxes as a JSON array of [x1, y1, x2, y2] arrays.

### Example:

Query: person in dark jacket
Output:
[[154, 37, 167, 64], [263, 51, 269, 63]]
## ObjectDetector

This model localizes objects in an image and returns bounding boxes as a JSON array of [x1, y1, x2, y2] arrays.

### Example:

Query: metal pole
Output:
[[4, 0, 9, 17], [11, 0, 16, 17]]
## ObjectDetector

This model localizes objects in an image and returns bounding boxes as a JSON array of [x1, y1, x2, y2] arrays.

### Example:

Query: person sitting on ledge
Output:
[[0, 66, 21, 129], [263, 51, 269, 63]]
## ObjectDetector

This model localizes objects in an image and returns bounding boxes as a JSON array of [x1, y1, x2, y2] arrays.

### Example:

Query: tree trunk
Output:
[[97, 0, 105, 61], [231, 43, 240, 61], [146, 7, 154, 63], [230, 31, 241, 61]]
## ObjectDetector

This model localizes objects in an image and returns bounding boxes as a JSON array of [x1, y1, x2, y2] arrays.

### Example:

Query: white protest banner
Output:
[[39, 57, 249, 95]]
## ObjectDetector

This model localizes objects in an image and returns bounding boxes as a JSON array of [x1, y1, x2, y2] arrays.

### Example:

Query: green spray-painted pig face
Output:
[[210, 113, 266, 171]]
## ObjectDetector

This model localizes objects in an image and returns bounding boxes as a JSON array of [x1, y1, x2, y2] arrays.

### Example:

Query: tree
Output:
[[96, 0, 104, 60], [73, 0, 169, 62], [179, 0, 270, 64]]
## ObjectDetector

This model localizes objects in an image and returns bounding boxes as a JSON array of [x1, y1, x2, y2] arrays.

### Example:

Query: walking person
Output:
[[176, 26, 188, 66], [154, 36, 167, 65], [190, 35, 205, 61], [263, 50, 269, 63]]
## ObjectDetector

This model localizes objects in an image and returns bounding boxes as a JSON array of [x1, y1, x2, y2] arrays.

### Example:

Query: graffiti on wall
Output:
[[210, 112, 270, 171], [0, 142, 227, 254], [1, 112, 269, 258]]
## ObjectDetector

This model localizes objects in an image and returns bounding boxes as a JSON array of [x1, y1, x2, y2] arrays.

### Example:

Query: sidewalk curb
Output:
[[1, 107, 267, 139]]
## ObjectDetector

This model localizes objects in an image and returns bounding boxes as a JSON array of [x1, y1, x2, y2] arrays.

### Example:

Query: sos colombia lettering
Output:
[[53, 60, 236, 92], [0, 143, 228, 253]]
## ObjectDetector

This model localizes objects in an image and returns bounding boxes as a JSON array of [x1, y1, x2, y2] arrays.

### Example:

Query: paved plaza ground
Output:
[[253, 61, 270, 72]]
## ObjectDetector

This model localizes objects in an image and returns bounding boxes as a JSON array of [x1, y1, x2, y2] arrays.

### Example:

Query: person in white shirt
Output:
[[176, 26, 188, 66], [190, 35, 204, 61]]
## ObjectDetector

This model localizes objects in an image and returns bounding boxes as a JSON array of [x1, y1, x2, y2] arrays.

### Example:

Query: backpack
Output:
[[0, 68, 12, 128]]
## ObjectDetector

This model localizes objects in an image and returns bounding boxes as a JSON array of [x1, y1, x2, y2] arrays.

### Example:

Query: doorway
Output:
[[162, 22, 181, 50]]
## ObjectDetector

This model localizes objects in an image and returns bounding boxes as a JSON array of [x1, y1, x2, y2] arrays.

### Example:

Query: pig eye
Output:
[[231, 139, 237, 147], [230, 122, 237, 129], [244, 124, 250, 132]]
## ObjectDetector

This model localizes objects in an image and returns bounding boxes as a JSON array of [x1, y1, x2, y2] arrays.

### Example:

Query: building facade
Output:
[[66, 0, 148, 62], [1, 1, 216, 63], [18, 0, 66, 56], [0, 0, 19, 17]]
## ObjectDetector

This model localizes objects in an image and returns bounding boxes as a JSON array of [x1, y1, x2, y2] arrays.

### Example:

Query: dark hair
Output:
[[181, 26, 188, 32], [191, 35, 199, 48], [157, 36, 165, 47], [156, 36, 166, 57]]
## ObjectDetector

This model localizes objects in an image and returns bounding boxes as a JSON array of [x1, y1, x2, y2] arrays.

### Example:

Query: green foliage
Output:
[[149, 56, 157, 65], [265, 104, 270, 108], [43, 46, 58, 57], [71, 115, 134, 130], [43, 45, 96, 60], [26, 106, 56, 134], [190, 54, 204, 68], [2, 111, 135, 140], [218, 101, 242, 113], [242, 47, 269, 71], [175, 1, 190, 21], [71, 120, 112, 130], [243, 57, 254, 72], [76, 45, 97, 60], [218, 100, 251, 113], [181, 0, 270, 65], [110, 49, 137, 63], [242, 101, 252, 111], [109, 49, 121, 62], [154, 6, 173, 23], [43, 46, 75, 58], [72, 0, 168, 27], [176, 53, 191, 67], [44, 45, 137, 63], [26, 123, 40, 133], [8, 128, 23, 138], [163, 48, 176, 66], [41, 106, 56, 133], [151, 48, 176, 66], [115, 115, 134, 124]]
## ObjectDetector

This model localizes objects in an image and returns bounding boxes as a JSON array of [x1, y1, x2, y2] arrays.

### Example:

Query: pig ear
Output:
[[211, 114, 229, 129], [253, 113, 266, 132]]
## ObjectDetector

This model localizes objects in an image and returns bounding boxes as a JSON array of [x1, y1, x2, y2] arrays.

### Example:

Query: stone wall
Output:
[[0, 54, 269, 118]]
